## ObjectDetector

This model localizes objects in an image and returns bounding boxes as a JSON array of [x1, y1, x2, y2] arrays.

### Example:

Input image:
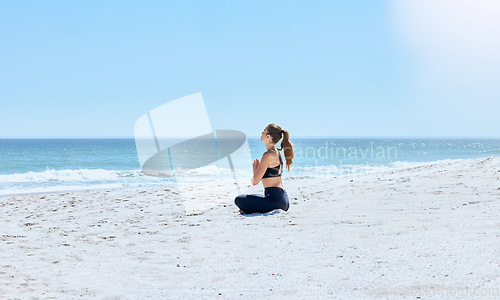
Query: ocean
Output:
[[1, 137, 499, 196]]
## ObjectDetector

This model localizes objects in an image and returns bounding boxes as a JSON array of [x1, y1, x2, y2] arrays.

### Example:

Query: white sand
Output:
[[1, 157, 499, 299]]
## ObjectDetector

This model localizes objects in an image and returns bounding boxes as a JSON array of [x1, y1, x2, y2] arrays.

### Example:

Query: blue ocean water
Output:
[[0, 137, 499, 196]]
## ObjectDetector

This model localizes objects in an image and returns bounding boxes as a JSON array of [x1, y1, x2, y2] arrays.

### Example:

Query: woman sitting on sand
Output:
[[235, 124, 294, 214]]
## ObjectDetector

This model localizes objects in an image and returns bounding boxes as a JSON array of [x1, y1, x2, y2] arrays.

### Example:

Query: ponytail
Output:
[[278, 129, 294, 171]]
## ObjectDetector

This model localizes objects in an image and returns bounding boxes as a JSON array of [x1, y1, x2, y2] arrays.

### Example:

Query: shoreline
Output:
[[1, 156, 498, 200]]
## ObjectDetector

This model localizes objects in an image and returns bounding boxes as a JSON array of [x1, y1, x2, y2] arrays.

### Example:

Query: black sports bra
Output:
[[262, 148, 283, 178]]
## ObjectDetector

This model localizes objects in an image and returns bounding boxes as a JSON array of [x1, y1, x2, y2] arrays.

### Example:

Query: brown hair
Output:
[[266, 124, 294, 171]]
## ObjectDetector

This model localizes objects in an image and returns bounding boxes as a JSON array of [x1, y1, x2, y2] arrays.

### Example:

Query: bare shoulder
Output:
[[261, 151, 273, 159], [260, 151, 274, 162]]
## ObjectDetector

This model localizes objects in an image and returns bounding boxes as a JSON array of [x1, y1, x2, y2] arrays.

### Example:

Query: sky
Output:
[[0, 0, 499, 138]]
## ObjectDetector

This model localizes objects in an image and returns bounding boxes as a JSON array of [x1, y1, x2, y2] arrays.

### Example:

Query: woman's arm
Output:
[[250, 153, 271, 186]]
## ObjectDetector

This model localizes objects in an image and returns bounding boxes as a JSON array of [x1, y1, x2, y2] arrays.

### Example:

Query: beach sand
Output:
[[1, 157, 499, 299]]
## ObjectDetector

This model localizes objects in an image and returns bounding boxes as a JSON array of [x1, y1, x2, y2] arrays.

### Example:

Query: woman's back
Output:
[[261, 148, 283, 189]]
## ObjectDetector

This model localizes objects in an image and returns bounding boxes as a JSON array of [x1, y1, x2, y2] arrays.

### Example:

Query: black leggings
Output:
[[235, 187, 290, 214]]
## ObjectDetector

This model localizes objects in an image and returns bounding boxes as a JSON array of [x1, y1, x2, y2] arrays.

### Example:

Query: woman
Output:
[[235, 124, 294, 214]]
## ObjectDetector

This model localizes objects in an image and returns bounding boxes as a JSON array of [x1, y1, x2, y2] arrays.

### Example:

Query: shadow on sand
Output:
[[239, 209, 281, 217]]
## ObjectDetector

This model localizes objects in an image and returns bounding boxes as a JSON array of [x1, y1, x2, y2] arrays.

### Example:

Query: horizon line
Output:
[[1, 135, 500, 139]]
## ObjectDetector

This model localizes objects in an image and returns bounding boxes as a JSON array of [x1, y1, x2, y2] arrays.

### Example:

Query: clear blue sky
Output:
[[1, 0, 498, 138]]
